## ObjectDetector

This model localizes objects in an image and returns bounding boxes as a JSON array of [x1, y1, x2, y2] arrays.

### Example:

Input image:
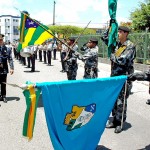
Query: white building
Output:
[[0, 15, 21, 43]]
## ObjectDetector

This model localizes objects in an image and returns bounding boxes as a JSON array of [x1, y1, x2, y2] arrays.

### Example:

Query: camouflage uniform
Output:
[[101, 30, 136, 126], [66, 45, 78, 80], [128, 69, 150, 104], [128, 69, 150, 82], [82, 46, 98, 79]]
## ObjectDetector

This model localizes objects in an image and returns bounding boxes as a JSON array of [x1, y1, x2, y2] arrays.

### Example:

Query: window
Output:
[[13, 26, 19, 35]]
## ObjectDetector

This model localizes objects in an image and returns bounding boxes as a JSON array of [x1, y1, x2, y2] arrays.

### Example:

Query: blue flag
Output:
[[36, 76, 127, 150]]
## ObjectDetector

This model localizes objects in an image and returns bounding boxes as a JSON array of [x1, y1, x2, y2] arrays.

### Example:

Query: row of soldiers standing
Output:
[[12, 39, 58, 72], [58, 37, 99, 80]]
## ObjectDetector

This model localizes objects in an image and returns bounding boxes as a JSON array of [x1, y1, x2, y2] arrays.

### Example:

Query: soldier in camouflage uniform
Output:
[[128, 68, 150, 104], [101, 26, 136, 133], [64, 37, 78, 80], [79, 38, 99, 79]]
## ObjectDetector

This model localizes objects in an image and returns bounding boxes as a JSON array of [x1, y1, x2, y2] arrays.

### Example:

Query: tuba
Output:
[[20, 46, 34, 57]]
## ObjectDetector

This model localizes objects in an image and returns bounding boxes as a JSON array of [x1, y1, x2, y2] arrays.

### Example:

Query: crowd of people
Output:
[[0, 25, 149, 135]]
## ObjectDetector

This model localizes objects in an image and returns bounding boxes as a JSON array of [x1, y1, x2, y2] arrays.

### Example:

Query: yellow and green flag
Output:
[[18, 12, 53, 51], [23, 82, 41, 140]]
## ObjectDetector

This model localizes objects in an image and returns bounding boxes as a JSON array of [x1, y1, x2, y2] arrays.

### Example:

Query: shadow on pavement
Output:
[[108, 117, 132, 131], [37, 94, 43, 108], [24, 66, 31, 68], [96, 145, 111, 150], [46, 64, 54, 66], [24, 70, 40, 73], [138, 144, 150, 150], [123, 122, 132, 131], [6, 96, 20, 101]]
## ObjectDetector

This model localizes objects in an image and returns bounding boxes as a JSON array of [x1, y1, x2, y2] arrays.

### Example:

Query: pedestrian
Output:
[[60, 39, 68, 72], [38, 44, 43, 62], [128, 68, 150, 104], [0, 34, 14, 103], [101, 25, 136, 133], [52, 38, 57, 60], [64, 37, 78, 80], [30, 45, 36, 72], [47, 40, 53, 66], [12, 41, 18, 59], [79, 38, 99, 79], [6, 41, 13, 51], [43, 42, 47, 64], [27, 56, 31, 68]]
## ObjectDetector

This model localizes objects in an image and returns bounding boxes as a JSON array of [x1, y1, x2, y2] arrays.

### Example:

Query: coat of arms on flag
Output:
[[64, 103, 96, 131]]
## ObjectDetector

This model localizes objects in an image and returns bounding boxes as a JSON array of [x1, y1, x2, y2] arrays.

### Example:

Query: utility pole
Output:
[[53, 1, 56, 25]]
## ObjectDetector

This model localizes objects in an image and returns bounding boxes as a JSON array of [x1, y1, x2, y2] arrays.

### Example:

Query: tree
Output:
[[130, 1, 150, 31], [120, 22, 132, 28], [48, 25, 95, 38]]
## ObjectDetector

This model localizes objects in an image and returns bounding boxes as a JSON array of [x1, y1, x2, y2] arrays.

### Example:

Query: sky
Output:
[[0, 0, 145, 28]]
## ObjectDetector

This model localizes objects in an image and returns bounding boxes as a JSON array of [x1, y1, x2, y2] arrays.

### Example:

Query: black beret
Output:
[[69, 37, 76, 41], [118, 26, 130, 32], [0, 34, 4, 39], [89, 38, 98, 45]]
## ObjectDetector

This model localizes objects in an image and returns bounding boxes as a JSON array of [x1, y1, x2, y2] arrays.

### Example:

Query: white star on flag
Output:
[[29, 20, 34, 25]]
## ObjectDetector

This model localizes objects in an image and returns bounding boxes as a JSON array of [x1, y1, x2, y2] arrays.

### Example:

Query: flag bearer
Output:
[[101, 25, 136, 133], [64, 37, 78, 80]]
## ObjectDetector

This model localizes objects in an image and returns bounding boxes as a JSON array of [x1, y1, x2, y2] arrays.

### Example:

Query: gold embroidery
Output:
[[115, 45, 126, 57]]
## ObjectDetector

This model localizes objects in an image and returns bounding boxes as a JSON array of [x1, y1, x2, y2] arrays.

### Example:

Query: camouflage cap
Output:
[[69, 37, 76, 42], [89, 38, 98, 45], [118, 26, 130, 32]]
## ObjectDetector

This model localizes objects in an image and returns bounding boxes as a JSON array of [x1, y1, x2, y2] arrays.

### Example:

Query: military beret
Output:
[[118, 26, 130, 32], [0, 34, 4, 39], [89, 38, 98, 45], [69, 37, 76, 41]]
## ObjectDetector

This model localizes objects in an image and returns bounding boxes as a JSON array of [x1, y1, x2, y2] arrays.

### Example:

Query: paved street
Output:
[[0, 52, 150, 150]]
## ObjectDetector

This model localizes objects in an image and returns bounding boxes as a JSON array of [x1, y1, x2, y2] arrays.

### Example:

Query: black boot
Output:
[[0, 95, 2, 101], [2, 96, 7, 103], [114, 126, 123, 133], [146, 99, 150, 105], [106, 120, 116, 128]]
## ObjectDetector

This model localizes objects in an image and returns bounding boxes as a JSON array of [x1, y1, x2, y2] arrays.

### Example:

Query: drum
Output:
[[20, 47, 33, 57]]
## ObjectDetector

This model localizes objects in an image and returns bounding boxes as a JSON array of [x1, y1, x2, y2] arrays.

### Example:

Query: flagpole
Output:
[[64, 21, 91, 60], [72, 21, 91, 48], [53, 1, 56, 25], [121, 81, 127, 129]]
